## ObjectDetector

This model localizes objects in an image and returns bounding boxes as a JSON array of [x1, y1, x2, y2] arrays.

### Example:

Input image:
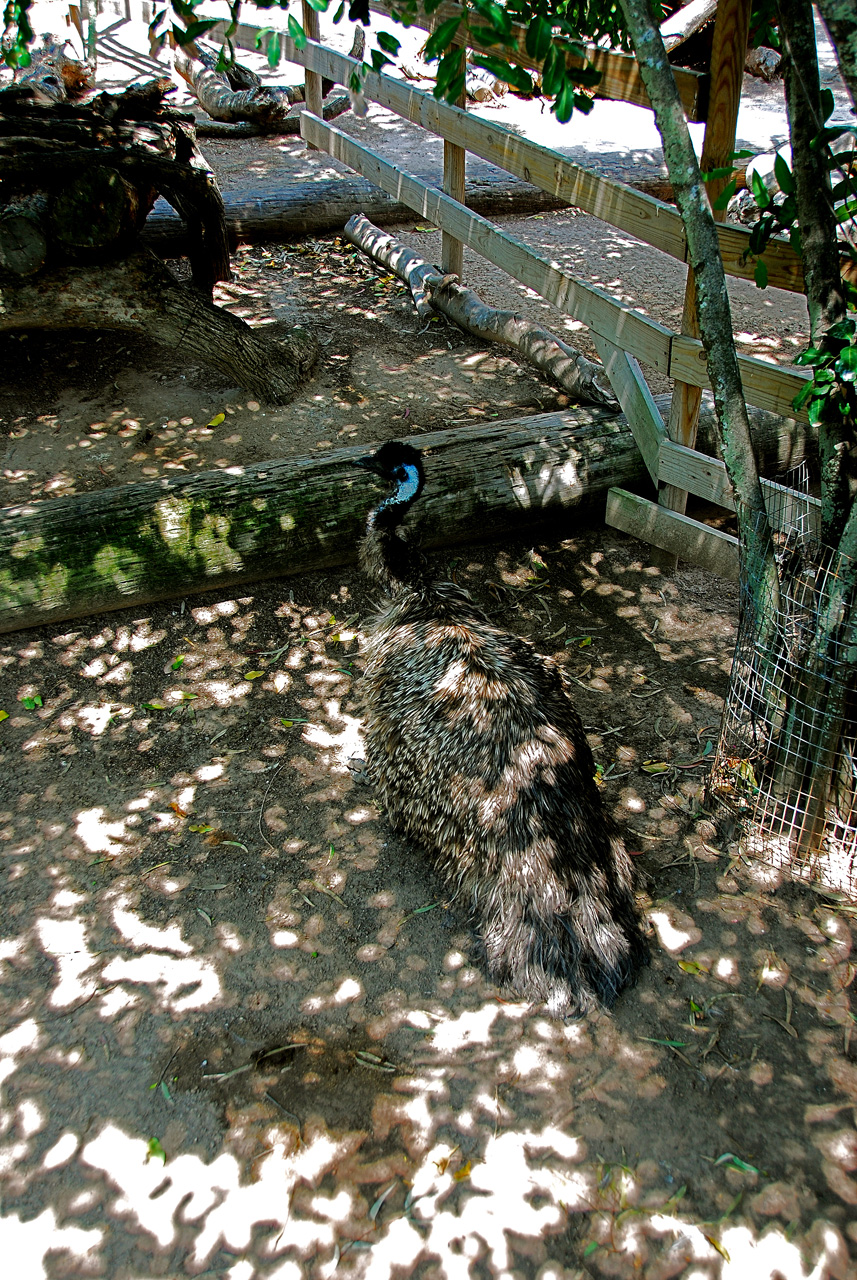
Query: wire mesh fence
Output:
[[709, 473, 857, 897]]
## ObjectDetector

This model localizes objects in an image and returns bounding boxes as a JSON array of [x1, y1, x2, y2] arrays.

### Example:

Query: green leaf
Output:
[[525, 15, 553, 62], [171, 656, 185, 671], [146, 1138, 167, 1165], [792, 379, 815, 413], [304, 0, 329, 9], [541, 43, 565, 96], [267, 32, 282, 69], [836, 347, 857, 382], [471, 54, 532, 94], [183, 18, 222, 40], [583, 1242, 600, 1258], [773, 152, 794, 194], [287, 16, 307, 49], [376, 31, 400, 55], [827, 319, 857, 341], [820, 87, 835, 121], [554, 79, 578, 124], [0, 711, 7, 723], [712, 179, 737, 211], [424, 16, 461, 62], [750, 169, 771, 209], [754, 259, 768, 289], [794, 346, 824, 366]]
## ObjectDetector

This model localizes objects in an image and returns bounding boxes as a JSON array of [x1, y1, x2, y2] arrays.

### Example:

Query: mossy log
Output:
[[0, 393, 814, 634], [0, 409, 644, 634], [0, 249, 318, 404]]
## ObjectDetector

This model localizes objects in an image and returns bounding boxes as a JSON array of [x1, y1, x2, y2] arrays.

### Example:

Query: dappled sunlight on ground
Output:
[[2, 532, 856, 1276]]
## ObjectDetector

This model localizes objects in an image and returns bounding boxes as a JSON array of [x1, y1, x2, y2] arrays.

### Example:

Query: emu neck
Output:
[[361, 503, 426, 592]]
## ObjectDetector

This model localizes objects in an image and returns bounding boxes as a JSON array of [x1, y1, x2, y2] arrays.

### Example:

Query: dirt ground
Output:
[[2, 65, 857, 1280]]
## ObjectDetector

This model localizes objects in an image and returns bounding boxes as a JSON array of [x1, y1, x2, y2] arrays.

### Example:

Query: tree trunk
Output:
[[815, 0, 857, 108], [0, 249, 317, 405], [141, 175, 568, 256], [0, 193, 48, 276], [0, 409, 644, 634], [619, 0, 772, 549], [48, 165, 152, 259], [779, 0, 852, 543]]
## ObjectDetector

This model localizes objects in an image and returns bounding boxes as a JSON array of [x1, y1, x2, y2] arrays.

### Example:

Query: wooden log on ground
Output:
[[0, 391, 815, 634], [141, 174, 568, 255], [0, 409, 646, 633], [0, 194, 48, 276], [0, 248, 317, 404], [345, 213, 617, 408], [192, 94, 352, 137], [48, 165, 152, 259]]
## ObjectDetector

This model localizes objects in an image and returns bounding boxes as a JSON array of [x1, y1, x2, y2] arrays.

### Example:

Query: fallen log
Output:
[[345, 213, 617, 408], [0, 248, 318, 404], [0, 408, 643, 633], [193, 92, 351, 137], [0, 392, 816, 634], [141, 174, 568, 255]]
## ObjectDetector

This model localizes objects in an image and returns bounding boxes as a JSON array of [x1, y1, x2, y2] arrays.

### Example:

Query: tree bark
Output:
[[779, 0, 853, 544], [618, 0, 776, 568], [344, 214, 617, 407], [0, 193, 48, 276], [0, 249, 317, 405], [0, 409, 643, 634], [815, 0, 857, 109]]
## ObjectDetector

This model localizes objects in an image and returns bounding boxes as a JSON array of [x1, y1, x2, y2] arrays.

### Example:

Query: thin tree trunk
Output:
[[815, 0, 857, 108], [618, 0, 776, 572], [779, 0, 853, 544]]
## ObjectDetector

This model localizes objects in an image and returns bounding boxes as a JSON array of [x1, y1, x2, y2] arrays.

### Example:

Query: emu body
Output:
[[356, 442, 647, 1016]]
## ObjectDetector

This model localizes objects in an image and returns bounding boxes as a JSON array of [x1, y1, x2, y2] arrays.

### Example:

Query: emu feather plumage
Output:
[[356, 441, 647, 1016]]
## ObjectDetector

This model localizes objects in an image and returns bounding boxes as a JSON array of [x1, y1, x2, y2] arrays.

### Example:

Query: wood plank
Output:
[[661, 0, 753, 558], [302, 114, 810, 420], [367, 0, 710, 121], [300, 113, 674, 372], [605, 487, 739, 579], [659, 439, 823, 536], [283, 37, 803, 292], [300, 0, 323, 132], [669, 337, 811, 421], [592, 335, 665, 484], [442, 47, 466, 279]]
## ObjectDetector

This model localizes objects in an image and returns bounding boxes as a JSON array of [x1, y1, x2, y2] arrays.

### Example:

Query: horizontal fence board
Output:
[[301, 113, 674, 372], [659, 440, 823, 533], [368, 0, 709, 120], [606, 487, 739, 578], [283, 37, 803, 293], [668, 337, 810, 422], [301, 115, 811, 421]]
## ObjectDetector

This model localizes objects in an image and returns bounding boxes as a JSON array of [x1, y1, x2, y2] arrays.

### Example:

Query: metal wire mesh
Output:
[[709, 470, 857, 896]]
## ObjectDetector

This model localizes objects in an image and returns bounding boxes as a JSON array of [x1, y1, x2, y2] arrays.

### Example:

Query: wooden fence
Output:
[[258, 12, 812, 579]]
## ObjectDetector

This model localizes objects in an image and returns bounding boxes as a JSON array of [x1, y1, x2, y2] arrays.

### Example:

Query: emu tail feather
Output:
[[479, 859, 648, 1018]]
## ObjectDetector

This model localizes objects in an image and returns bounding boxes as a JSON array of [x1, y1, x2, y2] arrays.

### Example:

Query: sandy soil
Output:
[[2, 18, 857, 1280]]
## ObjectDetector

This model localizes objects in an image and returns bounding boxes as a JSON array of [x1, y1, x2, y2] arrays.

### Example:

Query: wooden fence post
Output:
[[442, 46, 466, 279], [302, 1, 323, 148], [657, 0, 752, 566]]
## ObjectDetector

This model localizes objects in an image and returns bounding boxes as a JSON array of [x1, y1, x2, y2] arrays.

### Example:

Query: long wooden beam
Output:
[[0, 410, 645, 634], [283, 37, 804, 293], [300, 113, 810, 422], [368, 0, 710, 121]]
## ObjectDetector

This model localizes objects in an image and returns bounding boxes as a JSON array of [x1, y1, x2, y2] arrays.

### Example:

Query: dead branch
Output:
[[344, 214, 618, 409]]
